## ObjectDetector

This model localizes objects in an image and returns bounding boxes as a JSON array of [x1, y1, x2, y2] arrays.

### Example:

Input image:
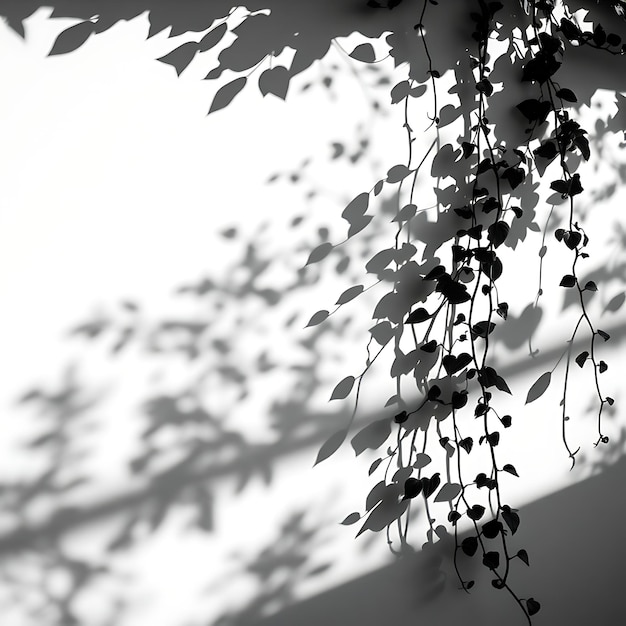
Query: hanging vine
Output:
[[306, 0, 625, 622]]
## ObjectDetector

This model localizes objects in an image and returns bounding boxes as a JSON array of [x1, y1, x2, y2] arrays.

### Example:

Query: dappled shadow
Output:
[[2, 1, 626, 625]]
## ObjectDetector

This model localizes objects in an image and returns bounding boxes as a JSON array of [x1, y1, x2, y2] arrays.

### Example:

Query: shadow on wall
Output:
[[1, 1, 626, 625], [249, 455, 626, 626]]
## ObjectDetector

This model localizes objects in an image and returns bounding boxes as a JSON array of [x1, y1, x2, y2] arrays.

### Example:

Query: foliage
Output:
[[303, 1, 624, 623], [3, 0, 626, 623]]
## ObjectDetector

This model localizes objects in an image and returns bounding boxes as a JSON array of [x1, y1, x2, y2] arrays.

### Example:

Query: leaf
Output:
[[351, 419, 392, 456], [604, 292, 625, 313], [349, 43, 376, 63], [209, 77, 247, 114], [502, 508, 520, 534], [330, 376, 356, 401], [306, 242, 333, 265], [369, 321, 395, 345], [471, 321, 496, 339], [502, 167, 525, 190], [575, 351, 589, 368], [459, 437, 473, 454], [482, 551, 500, 569], [368, 458, 383, 475], [534, 140, 558, 159], [336, 285, 364, 305], [461, 536, 478, 556], [392, 204, 417, 222], [406, 308, 431, 324], [403, 477, 422, 499], [434, 482, 462, 502], [442, 353, 473, 375], [49, 21, 96, 55], [386, 164, 411, 183], [305, 310, 329, 328], [526, 598, 541, 616], [482, 519, 503, 539], [517, 549, 529, 566], [487, 221, 510, 248], [422, 473, 441, 498], [198, 23, 228, 52], [467, 504, 486, 520], [526, 371, 551, 404], [502, 464, 519, 477], [157, 41, 199, 76], [597, 329, 611, 341], [584, 280, 598, 292], [366, 248, 396, 274], [357, 487, 408, 536], [347, 215, 373, 238], [342, 193, 369, 221], [462, 142, 476, 158], [340, 512, 361, 526], [390, 80, 411, 103], [495, 376, 511, 394], [413, 453, 432, 469], [258, 66, 290, 99], [560, 274, 576, 288], [314, 429, 347, 465], [556, 87, 577, 102]]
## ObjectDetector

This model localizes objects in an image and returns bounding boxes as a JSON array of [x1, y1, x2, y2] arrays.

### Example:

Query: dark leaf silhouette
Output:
[[208, 77, 247, 114], [526, 598, 541, 616], [198, 23, 228, 52], [461, 536, 478, 556], [49, 20, 96, 55], [483, 551, 500, 569], [258, 66, 290, 99], [502, 464, 519, 477], [502, 507, 520, 534], [157, 42, 198, 76]]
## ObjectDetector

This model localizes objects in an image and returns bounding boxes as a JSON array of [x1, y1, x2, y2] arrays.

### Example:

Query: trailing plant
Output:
[[301, 1, 624, 622], [4, 0, 626, 623]]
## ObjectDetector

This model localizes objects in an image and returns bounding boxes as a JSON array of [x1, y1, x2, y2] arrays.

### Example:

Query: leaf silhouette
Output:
[[314, 429, 347, 465], [336, 285, 364, 305], [386, 164, 411, 183], [198, 23, 228, 52], [330, 376, 356, 401], [157, 42, 198, 76], [525, 371, 551, 404], [258, 66, 290, 99], [351, 418, 391, 456], [340, 512, 361, 526], [306, 242, 333, 265], [305, 310, 329, 328], [349, 43, 376, 63], [208, 77, 247, 114], [434, 482, 462, 502], [49, 21, 96, 56]]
